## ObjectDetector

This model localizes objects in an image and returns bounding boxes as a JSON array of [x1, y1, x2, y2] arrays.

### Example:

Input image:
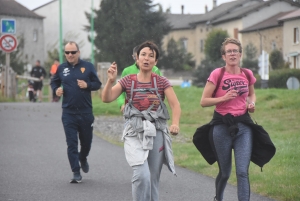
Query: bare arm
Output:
[[247, 85, 256, 113], [200, 81, 237, 107], [165, 87, 181, 135], [101, 62, 123, 103]]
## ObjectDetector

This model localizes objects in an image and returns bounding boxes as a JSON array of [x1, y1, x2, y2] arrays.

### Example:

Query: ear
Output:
[[222, 54, 226, 61]]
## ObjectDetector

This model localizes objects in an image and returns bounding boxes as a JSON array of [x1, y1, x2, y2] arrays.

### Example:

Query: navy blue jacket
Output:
[[51, 59, 102, 114]]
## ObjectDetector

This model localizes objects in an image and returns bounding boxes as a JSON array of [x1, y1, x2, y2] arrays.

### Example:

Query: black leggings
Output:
[[210, 123, 253, 201]]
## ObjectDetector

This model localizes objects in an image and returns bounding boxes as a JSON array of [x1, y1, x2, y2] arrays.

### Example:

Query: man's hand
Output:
[[56, 87, 63, 97], [77, 79, 87, 89]]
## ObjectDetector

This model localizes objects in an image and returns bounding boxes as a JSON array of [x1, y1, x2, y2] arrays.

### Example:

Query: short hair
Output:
[[65, 41, 80, 51], [220, 38, 242, 55], [137, 41, 159, 60], [36, 60, 40, 64], [133, 45, 139, 55]]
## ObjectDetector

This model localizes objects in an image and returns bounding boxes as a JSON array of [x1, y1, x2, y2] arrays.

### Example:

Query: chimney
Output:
[[181, 5, 184, 14], [205, 5, 208, 13], [213, 0, 217, 8]]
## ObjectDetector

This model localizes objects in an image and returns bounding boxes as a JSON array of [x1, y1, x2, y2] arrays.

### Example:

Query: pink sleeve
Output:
[[207, 68, 222, 86], [245, 69, 256, 86]]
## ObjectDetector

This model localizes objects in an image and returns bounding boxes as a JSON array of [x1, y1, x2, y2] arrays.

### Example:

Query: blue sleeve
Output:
[[86, 64, 102, 91], [50, 66, 61, 92]]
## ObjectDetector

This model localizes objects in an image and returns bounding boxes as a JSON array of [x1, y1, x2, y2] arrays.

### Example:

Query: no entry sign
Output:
[[0, 34, 18, 53]]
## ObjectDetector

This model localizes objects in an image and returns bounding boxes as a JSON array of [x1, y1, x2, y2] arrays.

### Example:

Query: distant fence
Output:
[[1, 66, 18, 100]]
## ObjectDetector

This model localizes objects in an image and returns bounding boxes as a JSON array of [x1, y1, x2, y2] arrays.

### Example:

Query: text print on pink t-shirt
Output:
[[208, 68, 256, 116]]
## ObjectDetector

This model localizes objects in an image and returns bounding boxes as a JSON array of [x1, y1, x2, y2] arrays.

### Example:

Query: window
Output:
[[180, 38, 188, 52], [294, 27, 299, 44], [294, 56, 299, 69], [33, 30, 38, 41], [200, 39, 204, 52], [271, 41, 276, 50]]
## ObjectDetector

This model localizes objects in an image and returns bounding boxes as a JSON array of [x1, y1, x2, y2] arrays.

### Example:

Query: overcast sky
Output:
[[16, 0, 234, 14]]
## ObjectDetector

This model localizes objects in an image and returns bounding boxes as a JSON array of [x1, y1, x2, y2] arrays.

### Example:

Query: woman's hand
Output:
[[169, 124, 179, 136], [248, 102, 255, 113], [107, 62, 118, 83], [224, 89, 238, 101]]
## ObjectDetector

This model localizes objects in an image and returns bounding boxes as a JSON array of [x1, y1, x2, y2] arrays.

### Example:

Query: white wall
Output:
[[34, 0, 102, 60]]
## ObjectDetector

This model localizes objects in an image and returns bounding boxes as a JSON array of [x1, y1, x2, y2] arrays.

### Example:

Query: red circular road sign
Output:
[[0, 34, 18, 53]]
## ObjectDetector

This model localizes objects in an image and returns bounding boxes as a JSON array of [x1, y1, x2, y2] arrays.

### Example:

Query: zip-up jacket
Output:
[[193, 111, 276, 168], [51, 59, 101, 114]]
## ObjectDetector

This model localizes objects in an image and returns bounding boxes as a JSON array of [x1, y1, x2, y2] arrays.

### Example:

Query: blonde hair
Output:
[[220, 38, 242, 55]]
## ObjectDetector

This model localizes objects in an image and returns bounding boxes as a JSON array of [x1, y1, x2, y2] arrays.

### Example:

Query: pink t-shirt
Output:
[[119, 75, 171, 111], [208, 68, 256, 116]]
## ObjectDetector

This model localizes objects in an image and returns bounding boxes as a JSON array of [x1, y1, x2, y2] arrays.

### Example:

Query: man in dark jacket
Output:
[[51, 41, 102, 183], [30, 60, 47, 102]]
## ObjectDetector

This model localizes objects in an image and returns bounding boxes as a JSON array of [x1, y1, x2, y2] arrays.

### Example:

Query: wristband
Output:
[[251, 102, 255, 106]]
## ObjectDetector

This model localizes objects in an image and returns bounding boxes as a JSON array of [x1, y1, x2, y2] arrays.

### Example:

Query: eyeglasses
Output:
[[64, 51, 78, 55], [225, 49, 240, 55]]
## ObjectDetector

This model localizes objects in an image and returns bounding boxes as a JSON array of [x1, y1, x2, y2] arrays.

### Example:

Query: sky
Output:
[[16, 0, 234, 14]]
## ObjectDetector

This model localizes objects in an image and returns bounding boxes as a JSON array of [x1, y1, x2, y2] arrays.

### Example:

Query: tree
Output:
[[204, 29, 229, 61], [85, 0, 170, 72], [269, 49, 284, 70], [160, 38, 195, 71], [193, 29, 228, 86], [242, 42, 259, 74]]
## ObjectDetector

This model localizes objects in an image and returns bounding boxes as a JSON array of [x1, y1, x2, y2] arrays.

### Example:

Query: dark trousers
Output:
[[62, 112, 94, 172]]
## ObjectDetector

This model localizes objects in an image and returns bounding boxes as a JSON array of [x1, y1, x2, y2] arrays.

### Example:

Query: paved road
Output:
[[0, 103, 276, 201]]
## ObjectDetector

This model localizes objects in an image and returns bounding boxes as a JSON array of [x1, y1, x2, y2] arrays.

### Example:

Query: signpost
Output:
[[1, 19, 16, 34], [0, 30, 18, 97], [0, 34, 18, 53]]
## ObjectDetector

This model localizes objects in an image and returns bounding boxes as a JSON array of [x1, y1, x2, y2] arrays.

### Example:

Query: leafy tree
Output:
[[0, 36, 26, 75], [242, 42, 259, 74], [193, 29, 228, 86], [85, 0, 170, 73], [160, 38, 195, 71], [269, 49, 284, 70], [192, 58, 225, 87], [204, 29, 229, 61]]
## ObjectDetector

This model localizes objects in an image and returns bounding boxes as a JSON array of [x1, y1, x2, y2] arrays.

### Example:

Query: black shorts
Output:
[[33, 81, 43, 91]]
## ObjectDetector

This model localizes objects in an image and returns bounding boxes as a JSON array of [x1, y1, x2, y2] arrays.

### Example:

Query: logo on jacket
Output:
[[81, 67, 85, 73], [63, 68, 70, 76]]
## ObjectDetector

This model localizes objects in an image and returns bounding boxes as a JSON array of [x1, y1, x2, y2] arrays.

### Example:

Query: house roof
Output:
[[192, 0, 255, 25], [166, 0, 300, 30], [32, 0, 56, 11], [0, 0, 43, 19], [278, 9, 300, 21], [239, 12, 291, 33], [211, 0, 300, 25], [164, 0, 249, 30], [165, 13, 203, 30]]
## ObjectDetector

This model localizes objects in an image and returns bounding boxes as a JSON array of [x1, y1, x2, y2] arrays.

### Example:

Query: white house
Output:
[[34, 0, 102, 61]]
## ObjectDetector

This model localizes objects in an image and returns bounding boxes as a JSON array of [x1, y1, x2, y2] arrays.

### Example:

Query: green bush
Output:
[[268, 69, 300, 88]]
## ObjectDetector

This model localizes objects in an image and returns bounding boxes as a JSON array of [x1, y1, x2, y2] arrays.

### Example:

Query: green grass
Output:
[[93, 87, 300, 201]]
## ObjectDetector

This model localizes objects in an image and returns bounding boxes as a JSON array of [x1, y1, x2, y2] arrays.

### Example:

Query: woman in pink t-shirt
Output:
[[200, 38, 256, 201]]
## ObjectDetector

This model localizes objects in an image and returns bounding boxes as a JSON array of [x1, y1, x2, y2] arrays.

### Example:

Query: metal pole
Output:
[[5, 53, 10, 97], [59, 0, 63, 63], [91, 0, 95, 65]]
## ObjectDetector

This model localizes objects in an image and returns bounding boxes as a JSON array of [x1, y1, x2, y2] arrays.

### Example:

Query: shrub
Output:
[[268, 69, 300, 88]]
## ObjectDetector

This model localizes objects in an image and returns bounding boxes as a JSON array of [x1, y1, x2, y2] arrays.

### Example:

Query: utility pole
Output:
[[59, 0, 63, 63], [91, 0, 95, 65]]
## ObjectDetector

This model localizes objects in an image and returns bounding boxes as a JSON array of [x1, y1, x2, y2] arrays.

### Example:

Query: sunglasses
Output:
[[64, 51, 78, 55]]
